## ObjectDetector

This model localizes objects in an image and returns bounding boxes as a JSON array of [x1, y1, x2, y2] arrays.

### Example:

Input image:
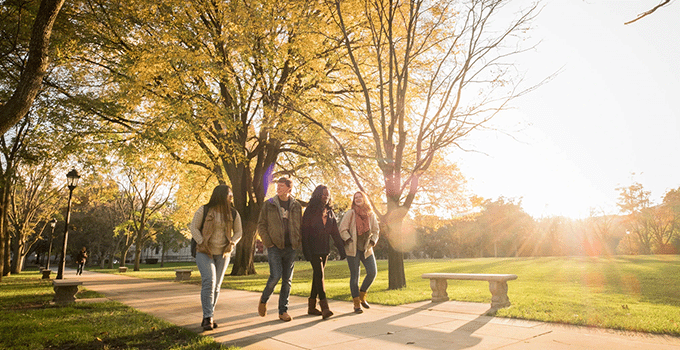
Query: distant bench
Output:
[[53, 280, 83, 305], [421, 273, 518, 309], [175, 269, 192, 281]]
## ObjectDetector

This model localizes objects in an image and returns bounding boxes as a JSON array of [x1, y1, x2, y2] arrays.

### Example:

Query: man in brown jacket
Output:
[[257, 177, 302, 321]]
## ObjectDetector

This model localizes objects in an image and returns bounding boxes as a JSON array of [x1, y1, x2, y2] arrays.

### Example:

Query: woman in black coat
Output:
[[301, 185, 346, 319]]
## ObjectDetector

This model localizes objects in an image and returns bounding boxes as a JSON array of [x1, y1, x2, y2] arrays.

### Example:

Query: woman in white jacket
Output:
[[338, 191, 379, 313], [189, 185, 242, 331]]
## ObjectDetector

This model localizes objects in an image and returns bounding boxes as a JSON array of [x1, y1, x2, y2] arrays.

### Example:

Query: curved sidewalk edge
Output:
[[70, 269, 680, 350]]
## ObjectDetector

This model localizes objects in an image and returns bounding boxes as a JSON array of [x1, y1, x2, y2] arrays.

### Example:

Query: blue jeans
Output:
[[260, 246, 296, 314], [347, 251, 377, 298], [196, 252, 230, 318]]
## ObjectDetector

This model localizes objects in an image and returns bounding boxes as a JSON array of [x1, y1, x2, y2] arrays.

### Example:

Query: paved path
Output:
[[57, 268, 680, 349]]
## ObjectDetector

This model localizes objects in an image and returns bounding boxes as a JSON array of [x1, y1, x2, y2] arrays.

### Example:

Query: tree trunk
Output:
[[0, 0, 66, 135], [121, 248, 128, 267], [3, 233, 11, 276], [386, 219, 406, 290], [134, 244, 141, 271], [0, 184, 9, 279], [10, 235, 24, 274], [228, 161, 265, 276], [160, 243, 165, 267], [231, 216, 258, 275]]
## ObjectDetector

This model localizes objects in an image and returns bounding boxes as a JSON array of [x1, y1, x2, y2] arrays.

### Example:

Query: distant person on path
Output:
[[301, 185, 346, 319], [338, 191, 380, 313], [76, 247, 87, 275], [190, 184, 243, 331], [257, 177, 302, 322]]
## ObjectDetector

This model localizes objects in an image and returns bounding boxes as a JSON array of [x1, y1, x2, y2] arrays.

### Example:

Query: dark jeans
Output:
[[309, 255, 328, 300], [260, 246, 296, 314]]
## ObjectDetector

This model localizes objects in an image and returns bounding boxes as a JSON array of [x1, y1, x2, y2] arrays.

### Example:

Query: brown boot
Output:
[[319, 298, 333, 319], [201, 317, 213, 331], [359, 290, 370, 309], [352, 297, 363, 314], [258, 301, 267, 317], [308, 297, 322, 315]]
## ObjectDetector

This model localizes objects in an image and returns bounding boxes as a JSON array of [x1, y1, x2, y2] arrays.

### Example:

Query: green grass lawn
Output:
[[93, 255, 680, 336], [0, 270, 236, 350]]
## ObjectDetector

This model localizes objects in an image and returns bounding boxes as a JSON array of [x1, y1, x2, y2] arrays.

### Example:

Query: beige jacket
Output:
[[338, 209, 379, 258], [189, 206, 242, 257]]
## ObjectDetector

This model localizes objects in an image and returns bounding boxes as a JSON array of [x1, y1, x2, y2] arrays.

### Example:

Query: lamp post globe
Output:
[[56, 169, 80, 280]]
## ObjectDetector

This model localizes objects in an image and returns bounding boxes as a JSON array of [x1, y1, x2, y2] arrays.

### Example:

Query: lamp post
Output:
[[56, 169, 80, 280], [45, 218, 57, 270]]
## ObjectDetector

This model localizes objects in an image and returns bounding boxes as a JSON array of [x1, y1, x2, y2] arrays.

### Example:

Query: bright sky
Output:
[[454, 0, 680, 219]]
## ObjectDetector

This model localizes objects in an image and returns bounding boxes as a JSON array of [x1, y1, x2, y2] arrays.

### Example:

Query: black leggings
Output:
[[309, 255, 328, 300]]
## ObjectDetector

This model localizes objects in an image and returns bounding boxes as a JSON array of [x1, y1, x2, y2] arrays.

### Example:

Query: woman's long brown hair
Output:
[[205, 184, 234, 222]]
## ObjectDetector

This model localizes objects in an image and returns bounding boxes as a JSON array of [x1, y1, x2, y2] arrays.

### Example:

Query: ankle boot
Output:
[[201, 317, 213, 331], [319, 298, 333, 319], [308, 297, 322, 315], [359, 290, 370, 309], [353, 297, 363, 314]]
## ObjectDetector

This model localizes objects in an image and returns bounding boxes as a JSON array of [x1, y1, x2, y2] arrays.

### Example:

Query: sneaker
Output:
[[278, 312, 292, 322], [258, 301, 267, 317]]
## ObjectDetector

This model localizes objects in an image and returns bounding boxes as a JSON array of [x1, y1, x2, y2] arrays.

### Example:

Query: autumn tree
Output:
[[322, 0, 538, 288], [67, 0, 346, 275], [617, 182, 652, 254], [0, 0, 65, 135], [7, 161, 61, 273], [67, 174, 128, 269], [115, 149, 177, 271], [153, 214, 188, 267]]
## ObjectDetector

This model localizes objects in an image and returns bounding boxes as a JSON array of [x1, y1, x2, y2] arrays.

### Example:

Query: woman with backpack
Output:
[[189, 185, 242, 331]]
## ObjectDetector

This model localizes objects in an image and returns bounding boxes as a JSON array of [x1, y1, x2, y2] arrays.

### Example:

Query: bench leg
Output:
[[488, 281, 511, 308], [175, 272, 191, 281], [53, 285, 79, 305], [430, 279, 449, 302]]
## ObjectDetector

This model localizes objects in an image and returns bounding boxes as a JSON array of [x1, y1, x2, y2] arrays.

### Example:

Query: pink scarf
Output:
[[354, 206, 370, 236]]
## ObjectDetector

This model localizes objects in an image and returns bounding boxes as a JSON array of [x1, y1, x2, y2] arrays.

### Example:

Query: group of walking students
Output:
[[189, 177, 380, 331]]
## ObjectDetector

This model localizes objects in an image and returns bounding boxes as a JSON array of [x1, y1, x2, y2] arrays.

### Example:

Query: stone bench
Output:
[[175, 269, 192, 281], [118, 266, 128, 273], [52, 280, 83, 305], [422, 273, 518, 309], [41, 269, 52, 279]]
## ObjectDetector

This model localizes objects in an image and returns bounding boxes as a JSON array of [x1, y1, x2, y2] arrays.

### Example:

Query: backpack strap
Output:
[[199, 205, 209, 232]]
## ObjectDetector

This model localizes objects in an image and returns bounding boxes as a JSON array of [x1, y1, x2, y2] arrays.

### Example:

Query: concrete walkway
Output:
[[58, 268, 680, 349]]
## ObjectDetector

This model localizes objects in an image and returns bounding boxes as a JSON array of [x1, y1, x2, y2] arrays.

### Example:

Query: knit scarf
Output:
[[354, 206, 370, 236]]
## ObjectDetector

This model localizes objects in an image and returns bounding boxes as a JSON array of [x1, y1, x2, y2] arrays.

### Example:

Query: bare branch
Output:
[[624, 0, 672, 25]]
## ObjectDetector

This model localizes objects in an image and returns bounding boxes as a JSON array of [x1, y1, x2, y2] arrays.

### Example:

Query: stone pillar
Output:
[[489, 280, 510, 308], [430, 278, 449, 302]]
